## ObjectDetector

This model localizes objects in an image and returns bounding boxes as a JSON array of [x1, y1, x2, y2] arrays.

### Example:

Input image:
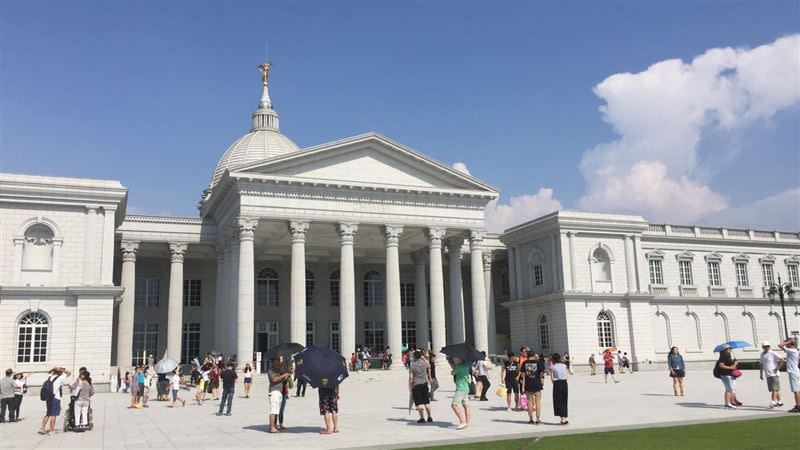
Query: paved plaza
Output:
[[0, 369, 796, 449]]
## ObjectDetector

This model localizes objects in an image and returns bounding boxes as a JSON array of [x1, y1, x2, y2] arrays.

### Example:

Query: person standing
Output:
[[0, 369, 15, 423], [759, 341, 784, 409], [217, 363, 238, 416], [168, 369, 186, 407], [409, 350, 433, 423], [142, 366, 153, 407], [135, 365, 146, 408], [294, 373, 307, 397], [70, 371, 94, 431], [318, 384, 340, 434], [778, 338, 800, 412], [668, 347, 686, 396], [122, 371, 130, 393], [717, 345, 742, 409], [209, 363, 221, 401], [617, 351, 625, 374], [589, 354, 597, 375], [500, 352, 520, 411], [429, 353, 440, 401], [267, 357, 290, 433], [242, 363, 253, 399], [473, 352, 491, 401], [520, 353, 544, 425], [11, 373, 28, 421], [603, 350, 620, 383], [450, 357, 471, 430], [550, 353, 569, 425], [38, 367, 71, 435]]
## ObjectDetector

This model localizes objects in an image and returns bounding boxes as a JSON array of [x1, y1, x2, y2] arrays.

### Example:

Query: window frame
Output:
[[678, 260, 694, 286], [329, 270, 340, 307], [182, 279, 201, 307], [762, 263, 774, 287], [305, 269, 315, 307], [533, 264, 544, 286], [649, 259, 664, 285], [400, 282, 415, 307], [181, 322, 200, 364], [306, 321, 315, 347], [596, 311, 615, 349], [707, 261, 721, 286], [788, 264, 799, 288], [538, 315, 550, 351], [401, 320, 417, 348], [329, 321, 340, 353], [735, 262, 749, 287], [363, 271, 385, 307], [16, 311, 49, 364], [363, 320, 385, 349], [256, 267, 280, 307], [135, 278, 160, 307]]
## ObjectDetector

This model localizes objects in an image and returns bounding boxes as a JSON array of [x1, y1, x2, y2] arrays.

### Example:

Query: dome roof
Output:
[[208, 61, 299, 189]]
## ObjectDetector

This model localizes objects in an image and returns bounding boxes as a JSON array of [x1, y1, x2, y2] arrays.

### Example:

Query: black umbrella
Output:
[[440, 342, 484, 363], [265, 342, 305, 360], [293, 346, 349, 389]]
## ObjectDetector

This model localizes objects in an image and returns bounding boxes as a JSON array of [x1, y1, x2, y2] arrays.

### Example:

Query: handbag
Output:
[[518, 393, 527, 409], [496, 384, 507, 398], [731, 369, 743, 379]]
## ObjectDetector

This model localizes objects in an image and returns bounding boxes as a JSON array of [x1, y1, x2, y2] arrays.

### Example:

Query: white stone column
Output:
[[567, 231, 578, 291], [226, 237, 239, 355], [427, 228, 447, 353], [213, 243, 225, 351], [237, 219, 257, 366], [469, 231, 488, 352], [384, 225, 403, 361], [83, 207, 99, 285], [100, 207, 116, 285], [624, 235, 637, 294], [507, 246, 517, 300], [633, 235, 645, 293], [117, 240, 138, 368], [338, 223, 357, 356], [414, 251, 430, 350], [447, 237, 465, 344], [167, 242, 187, 360], [289, 221, 309, 344], [483, 252, 496, 354]]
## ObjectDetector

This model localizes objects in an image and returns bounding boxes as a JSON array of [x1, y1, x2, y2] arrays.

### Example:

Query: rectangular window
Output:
[[735, 263, 749, 287], [330, 275, 340, 307], [256, 321, 280, 350], [181, 323, 200, 364], [132, 323, 158, 366], [534, 265, 544, 286], [329, 321, 340, 353], [707, 262, 721, 286], [401, 321, 417, 348], [306, 322, 315, 347], [679, 260, 693, 285], [789, 265, 800, 288], [400, 283, 415, 307], [135, 278, 160, 307], [363, 321, 385, 350], [762, 264, 774, 287], [182, 279, 201, 306], [649, 259, 663, 285]]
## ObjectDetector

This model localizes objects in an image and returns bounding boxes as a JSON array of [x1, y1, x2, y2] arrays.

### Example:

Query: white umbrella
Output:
[[155, 357, 178, 374]]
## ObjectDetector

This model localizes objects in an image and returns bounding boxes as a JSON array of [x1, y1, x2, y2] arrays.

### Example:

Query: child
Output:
[[319, 384, 340, 434]]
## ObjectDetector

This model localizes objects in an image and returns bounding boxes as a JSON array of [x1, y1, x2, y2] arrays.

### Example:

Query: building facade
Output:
[[501, 211, 800, 369]]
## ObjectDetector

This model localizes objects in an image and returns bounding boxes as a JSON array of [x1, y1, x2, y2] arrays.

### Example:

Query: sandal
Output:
[[320, 430, 333, 434]]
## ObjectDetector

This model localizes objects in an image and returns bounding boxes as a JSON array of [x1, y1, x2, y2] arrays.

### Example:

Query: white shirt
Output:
[[474, 360, 488, 377], [170, 375, 181, 390], [760, 350, 783, 377], [50, 374, 68, 400], [201, 370, 210, 381], [551, 363, 569, 380], [12, 379, 24, 395], [784, 347, 799, 375]]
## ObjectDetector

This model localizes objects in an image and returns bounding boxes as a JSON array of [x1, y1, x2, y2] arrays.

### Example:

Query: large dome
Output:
[[209, 62, 299, 189]]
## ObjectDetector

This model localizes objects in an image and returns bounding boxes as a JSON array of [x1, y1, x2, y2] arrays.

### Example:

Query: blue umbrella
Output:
[[293, 346, 349, 389], [713, 341, 751, 352]]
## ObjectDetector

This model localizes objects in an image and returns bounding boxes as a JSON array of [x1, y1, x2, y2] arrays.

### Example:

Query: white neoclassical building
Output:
[[1, 65, 798, 389]]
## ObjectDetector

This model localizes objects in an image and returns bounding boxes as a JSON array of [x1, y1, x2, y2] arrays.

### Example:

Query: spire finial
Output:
[[257, 60, 272, 108]]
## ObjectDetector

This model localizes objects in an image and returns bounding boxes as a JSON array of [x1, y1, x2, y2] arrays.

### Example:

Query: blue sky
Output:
[[2, 1, 798, 230]]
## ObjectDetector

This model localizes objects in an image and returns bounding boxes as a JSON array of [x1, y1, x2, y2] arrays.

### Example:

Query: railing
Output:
[[672, 226, 694, 235], [679, 285, 698, 297], [753, 231, 774, 239], [736, 286, 755, 298], [708, 286, 727, 297], [647, 224, 666, 233], [698, 227, 723, 237], [727, 229, 749, 238], [649, 285, 669, 296]]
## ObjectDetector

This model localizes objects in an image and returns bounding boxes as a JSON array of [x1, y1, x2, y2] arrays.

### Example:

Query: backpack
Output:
[[40, 376, 55, 401], [712, 363, 721, 379]]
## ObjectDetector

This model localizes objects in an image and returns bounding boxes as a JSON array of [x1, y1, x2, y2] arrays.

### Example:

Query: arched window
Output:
[[305, 270, 315, 307], [22, 224, 55, 271], [597, 311, 615, 348], [538, 315, 550, 351], [329, 270, 340, 307], [363, 271, 384, 307], [256, 268, 279, 306], [17, 312, 49, 363]]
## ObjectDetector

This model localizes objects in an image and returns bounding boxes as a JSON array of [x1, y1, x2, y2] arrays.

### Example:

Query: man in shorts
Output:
[[520, 353, 544, 425], [759, 341, 784, 408], [778, 338, 800, 412], [450, 357, 471, 430], [409, 350, 433, 423], [603, 350, 620, 383], [267, 357, 290, 433], [38, 367, 71, 435]]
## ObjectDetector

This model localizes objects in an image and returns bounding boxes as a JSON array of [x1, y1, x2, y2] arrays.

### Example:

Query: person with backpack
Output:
[[715, 345, 742, 409], [39, 366, 71, 435]]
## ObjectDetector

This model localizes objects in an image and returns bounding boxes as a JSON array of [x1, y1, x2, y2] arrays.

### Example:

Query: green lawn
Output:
[[410, 416, 798, 449]]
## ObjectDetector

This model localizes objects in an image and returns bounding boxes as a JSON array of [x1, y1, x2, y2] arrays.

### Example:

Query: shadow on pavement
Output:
[[385, 417, 455, 429], [676, 402, 774, 412], [641, 393, 679, 397], [242, 424, 324, 433]]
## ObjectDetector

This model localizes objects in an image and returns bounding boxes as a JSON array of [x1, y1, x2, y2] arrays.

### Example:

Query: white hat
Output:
[[761, 341, 771, 347]]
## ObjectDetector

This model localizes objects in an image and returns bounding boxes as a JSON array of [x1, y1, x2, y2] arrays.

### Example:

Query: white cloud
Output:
[[452, 162, 471, 175], [702, 187, 800, 230], [578, 34, 800, 223], [484, 188, 563, 232]]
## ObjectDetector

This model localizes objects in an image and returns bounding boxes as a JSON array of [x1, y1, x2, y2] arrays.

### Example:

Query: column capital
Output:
[[238, 218, 259, 242], [482, 252, 493, 272], [623, 234, 634, 241], [426, 227, 447, 248], [469, 230, 484, 249], [121, 240, 140, 262], [169, 243, 187, 263], [338, 223, 358, 245], [383, 225, 404, 247], [289, 220, 310, 243]]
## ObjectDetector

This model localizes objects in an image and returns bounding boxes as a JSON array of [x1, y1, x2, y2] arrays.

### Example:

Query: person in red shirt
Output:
[[210, 364, 221, 400], [603, 350, 620, 384]]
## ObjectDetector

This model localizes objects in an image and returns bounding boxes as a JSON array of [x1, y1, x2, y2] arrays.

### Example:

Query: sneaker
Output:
[[38, 429, 48, 435], [216, 413, 223, 416], [427, 417, 432, 423], [734, 400, 743, 406], [225, 413, 231, 416], [769, 403, 776, 409], [777, 401, 784, 407], [789, 406, 800, 413], [416, 418, 425, 424], [725, 404, 737, 410]]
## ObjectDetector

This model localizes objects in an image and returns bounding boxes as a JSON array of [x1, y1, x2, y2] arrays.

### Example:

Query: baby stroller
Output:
[[63, 398, 93, 432]]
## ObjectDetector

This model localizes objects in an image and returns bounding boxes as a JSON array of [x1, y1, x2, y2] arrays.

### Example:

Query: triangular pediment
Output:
[[231, 133, 498, 193]]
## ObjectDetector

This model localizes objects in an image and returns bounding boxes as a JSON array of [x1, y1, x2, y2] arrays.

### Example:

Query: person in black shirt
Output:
[[519, 353, 544, 424], [500, 352, 520, 411], [717, 346, 741, 409], [216, 363, 238, 416]]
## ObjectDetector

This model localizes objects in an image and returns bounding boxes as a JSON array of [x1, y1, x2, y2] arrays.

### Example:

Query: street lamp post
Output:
[[767, 275, 796, 340]]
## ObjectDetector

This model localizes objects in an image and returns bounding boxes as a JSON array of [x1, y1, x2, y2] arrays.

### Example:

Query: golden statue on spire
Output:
[[258, 60, 272, 86]]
